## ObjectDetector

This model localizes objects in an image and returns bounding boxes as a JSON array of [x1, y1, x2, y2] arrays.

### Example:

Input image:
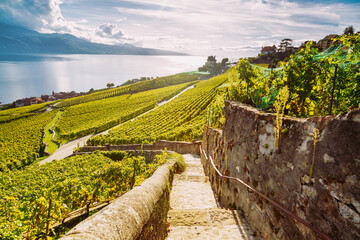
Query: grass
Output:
[[253, 63, 269, 68], [32, 156, 48, 165], [43, 111, 63, 154], [167, 152, 187, 173]]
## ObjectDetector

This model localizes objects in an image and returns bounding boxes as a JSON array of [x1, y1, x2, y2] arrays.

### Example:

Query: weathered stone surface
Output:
[[338, 202, 360, 226], [201, 101, 360, 240], [323, 153, 335, 164], [301, 175, 314, 185], [301, 185, 317, 200]]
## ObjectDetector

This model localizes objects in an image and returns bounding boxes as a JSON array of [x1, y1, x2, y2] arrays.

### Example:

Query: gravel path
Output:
[[39, 135, 92, 164], [167, 154, 261, 240]]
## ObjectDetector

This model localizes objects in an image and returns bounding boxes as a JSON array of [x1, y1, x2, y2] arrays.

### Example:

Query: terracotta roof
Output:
[[261, 45, 277, 52]]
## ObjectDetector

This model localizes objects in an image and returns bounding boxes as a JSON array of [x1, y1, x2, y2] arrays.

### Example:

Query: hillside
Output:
[[0, 33, 358, 238], [0, 72, 203, 171], [0, 69, 229, 238], [0, 23, 185, 55]]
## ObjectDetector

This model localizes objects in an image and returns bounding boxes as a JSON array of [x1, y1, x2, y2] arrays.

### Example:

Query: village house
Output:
[[15, 97, 44, 107], [30, 97, 43, 105], [41, 95, 56, 102], [12, 91, 80, 109], [317, 34, 339, 50], [52, 91, 81, 100], [260, 45, 277, 55]]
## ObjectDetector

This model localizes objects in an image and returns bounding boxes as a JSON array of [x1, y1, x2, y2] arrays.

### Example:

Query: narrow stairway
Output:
[[167, 154, 260, 240]]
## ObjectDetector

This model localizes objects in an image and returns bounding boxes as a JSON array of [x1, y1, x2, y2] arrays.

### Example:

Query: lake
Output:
[[0, 54, 206, 104]]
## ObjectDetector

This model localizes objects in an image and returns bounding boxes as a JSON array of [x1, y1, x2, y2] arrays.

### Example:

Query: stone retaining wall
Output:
[[60, 161, 177, 240], [80, 140, 201, 155], [201, 100, 360, 240], [73, 150, 172, 163]]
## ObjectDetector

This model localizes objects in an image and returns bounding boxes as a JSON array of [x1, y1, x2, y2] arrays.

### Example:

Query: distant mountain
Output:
[[0, 23, 185, 55]]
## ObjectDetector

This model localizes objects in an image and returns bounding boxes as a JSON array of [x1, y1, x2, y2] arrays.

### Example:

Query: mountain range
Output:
[[0, 23, 185, 55]]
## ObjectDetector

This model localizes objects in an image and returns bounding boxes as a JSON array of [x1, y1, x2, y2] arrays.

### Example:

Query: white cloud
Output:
[[0, 0, 359, 57], [116, 18, 127, 22], [0, 0, 137, 46], [78, 19, 88, 23], [96, 23, 124, 39], [0, 0, 69, 32], [113, 0, 360, 57]]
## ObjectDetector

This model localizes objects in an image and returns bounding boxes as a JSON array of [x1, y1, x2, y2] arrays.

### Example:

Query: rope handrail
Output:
[[200, 146, 332, 240]]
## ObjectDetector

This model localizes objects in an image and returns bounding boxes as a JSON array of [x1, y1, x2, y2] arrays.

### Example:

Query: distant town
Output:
[[0, 91, 82, 110]]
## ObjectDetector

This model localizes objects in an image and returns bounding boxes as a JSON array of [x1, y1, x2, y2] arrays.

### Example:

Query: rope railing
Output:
[[200, 146, 332, 240]]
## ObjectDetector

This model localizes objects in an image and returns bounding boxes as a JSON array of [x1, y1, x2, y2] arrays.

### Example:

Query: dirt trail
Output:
[[167, 154, 262, 240], [39, 135, 91, 164]]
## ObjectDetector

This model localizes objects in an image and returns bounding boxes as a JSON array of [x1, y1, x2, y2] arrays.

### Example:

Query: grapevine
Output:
[[0, 151, 170, 239]]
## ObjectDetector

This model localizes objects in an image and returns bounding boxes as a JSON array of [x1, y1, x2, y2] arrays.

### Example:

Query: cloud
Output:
[[0, 0, 359, 57], [112, 0, 360, 57], [0, 0, 70, 32], [116, 18, 127, 22], [0, 0, 136, 45], [77, 19, 88, 24], [96, 23, 124, 39]]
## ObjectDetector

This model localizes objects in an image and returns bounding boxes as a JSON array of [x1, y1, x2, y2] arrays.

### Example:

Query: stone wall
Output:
[[80, 140, 201, 155], [201, 100, 360, 240], [73, 150, 172, 163], [60, 161, 177, 240]]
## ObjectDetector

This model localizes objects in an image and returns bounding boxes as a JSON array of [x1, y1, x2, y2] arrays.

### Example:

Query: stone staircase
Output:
[[166, 154, 261, 240]]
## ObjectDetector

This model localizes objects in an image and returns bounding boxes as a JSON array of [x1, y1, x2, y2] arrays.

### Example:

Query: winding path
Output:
[[39, 135, 92, 164], [39, 84, 195, 165]]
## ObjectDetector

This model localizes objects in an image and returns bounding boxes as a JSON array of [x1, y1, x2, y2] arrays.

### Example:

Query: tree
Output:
[[282, 42, 331, 116], [344, 26, 354, 35], [221, 58, 229, 67], [237, 59, 257, 100], [198, 56, 219, 75], [279, 38, 293, 52], [207, 55, 216, 62], [106, 83, 114, 88]]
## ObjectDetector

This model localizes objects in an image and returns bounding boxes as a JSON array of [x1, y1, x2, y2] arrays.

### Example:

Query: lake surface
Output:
[[0, 54, 205, 104]]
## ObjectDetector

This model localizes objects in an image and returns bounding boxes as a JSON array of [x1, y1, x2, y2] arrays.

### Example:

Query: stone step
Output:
[[185, 163, 203, 169], [185, 162, 202, 167], [173, 174, 208, 182], [167, 209, 258, 240], [178, 164, 205, 177], [168, 208, 246, 226], [167, 225, 258, 240], [166, 154, 262, 240], [170, 180, 218, 209]]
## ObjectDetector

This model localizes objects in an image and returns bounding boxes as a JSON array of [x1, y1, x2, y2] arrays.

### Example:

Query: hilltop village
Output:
[[249, 33, 345, 67]]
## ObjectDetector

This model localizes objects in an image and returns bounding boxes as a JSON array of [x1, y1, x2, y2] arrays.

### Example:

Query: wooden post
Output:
[[86, 202, 90, 217], [329, 64, 338, 115], [130, 159, 137, 189]]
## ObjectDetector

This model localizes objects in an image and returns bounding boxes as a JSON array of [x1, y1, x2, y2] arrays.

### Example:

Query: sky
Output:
[[0, 0, 359, 58]]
